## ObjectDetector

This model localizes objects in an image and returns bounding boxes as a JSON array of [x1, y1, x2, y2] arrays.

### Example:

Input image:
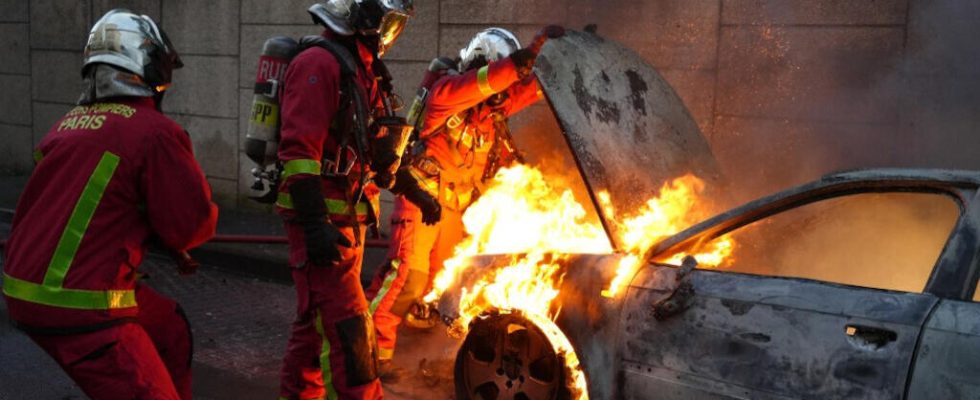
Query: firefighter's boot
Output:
[[378, 358, 407, 384]]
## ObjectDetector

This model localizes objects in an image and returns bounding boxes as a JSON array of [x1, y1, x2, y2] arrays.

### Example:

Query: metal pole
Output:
[[0, 236, 389, 250], [210, 234, 389, 248]]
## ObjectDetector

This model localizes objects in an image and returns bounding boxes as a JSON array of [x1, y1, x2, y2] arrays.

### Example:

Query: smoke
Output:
[[501, 2, 979, 282], [712, 1, 980, 203], [727, 192, 960, 293], [509, 1, 979, 207], [654, 2, 980, 292]]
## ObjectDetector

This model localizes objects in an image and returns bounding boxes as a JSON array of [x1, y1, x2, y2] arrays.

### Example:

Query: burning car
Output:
[[429, 32, 980, 400]]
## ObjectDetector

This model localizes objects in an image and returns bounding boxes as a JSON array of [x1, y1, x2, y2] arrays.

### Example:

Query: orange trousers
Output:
[[366, 195, 464, 359]]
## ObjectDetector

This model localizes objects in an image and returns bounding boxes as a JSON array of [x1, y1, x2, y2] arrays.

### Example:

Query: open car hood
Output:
[[533, 30, 723, 250], [440, 32, 729, 399]]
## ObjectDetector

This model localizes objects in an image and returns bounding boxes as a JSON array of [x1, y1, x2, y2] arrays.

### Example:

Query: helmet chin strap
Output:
[[357, 33, 381, 57], [152, 89, 167, 111], [78, 65, 154, 105]]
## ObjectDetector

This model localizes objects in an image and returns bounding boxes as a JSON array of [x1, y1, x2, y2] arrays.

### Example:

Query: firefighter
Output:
[[275, 1, 413, 399], [366, 26, 565, 376], [0, 9, 216, 400]]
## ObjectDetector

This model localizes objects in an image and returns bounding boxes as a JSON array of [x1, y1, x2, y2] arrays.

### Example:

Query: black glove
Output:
[[407, 187, 442, 226], [391, 169, 442, 225], [513, 24, 565, 79], [145, 236, 200, 275], [370, 116, 413, 190], [289, 176, 352, 266], [510, 48, 537, 79], [528, 25, 566, 54], [173, 251, 200, 275]]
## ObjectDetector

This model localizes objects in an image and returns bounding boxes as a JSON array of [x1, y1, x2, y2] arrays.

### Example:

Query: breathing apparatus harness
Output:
[[402, 58, 522, 206], [301, 36, 373, 233], [244, 34, 408, 241]]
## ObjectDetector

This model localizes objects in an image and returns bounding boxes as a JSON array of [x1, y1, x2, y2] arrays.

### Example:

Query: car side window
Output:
[[710, 192, 960, 293]]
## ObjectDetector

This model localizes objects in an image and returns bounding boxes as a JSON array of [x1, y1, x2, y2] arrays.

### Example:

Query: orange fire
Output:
[[426, 164, 734, 399], [599, 174, 736, 298], [453, 256, 590, 398], [424, 166, 610, 304]]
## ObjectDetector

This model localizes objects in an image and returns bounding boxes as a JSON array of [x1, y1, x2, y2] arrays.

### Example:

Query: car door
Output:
[[619, 184, 964, 399], [906, 299, 980, 398], [906, 188, 980, 399]]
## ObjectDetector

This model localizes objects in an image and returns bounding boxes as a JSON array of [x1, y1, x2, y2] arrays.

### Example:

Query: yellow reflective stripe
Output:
[[369, 259, 402, 314], [32, 150, 43, 163], [281, 159, 321, 179], [378, 347, 394, 360], [275, 192, 370, 215], [476, 65, 495, 95], [408, 167, 439, 196], [368, 194, 380, 220], [275, 192, 289, 208], [2, 152, 134, 311], [43, 152, 120, 288], [2, 273, 136, 310], [315, 311, 340, 400], [327, 198, 368, 215]]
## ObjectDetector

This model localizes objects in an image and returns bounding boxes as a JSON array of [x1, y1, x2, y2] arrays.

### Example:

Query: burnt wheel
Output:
[[454, 312, 573, 400]]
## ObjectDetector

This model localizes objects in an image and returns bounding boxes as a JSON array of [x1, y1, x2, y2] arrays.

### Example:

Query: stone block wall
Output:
[[0, 1, 32, 175], [3, 0, 979, 210]]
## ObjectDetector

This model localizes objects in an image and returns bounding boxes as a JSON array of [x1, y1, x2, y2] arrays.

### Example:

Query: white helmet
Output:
[[458, 28, 521, 71], [82, 9, 182, 90]]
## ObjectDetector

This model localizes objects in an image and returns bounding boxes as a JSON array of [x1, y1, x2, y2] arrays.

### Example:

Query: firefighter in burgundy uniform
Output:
[[366, 26, 565, 370], [1, 10, 217, 400], [275, 1, 413, 399]]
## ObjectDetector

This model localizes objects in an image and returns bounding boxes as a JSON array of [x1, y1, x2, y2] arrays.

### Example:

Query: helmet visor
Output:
[[155, 25, 184, 70], [377, 11, 408, 56]]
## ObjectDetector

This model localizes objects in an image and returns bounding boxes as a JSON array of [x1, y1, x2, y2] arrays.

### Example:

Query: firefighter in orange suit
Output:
[[275, 1, 413, 399], [1, 9, 217, 400], [366, 26, 565, 373]]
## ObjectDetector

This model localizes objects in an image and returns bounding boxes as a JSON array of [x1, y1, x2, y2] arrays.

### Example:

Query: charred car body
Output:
[[438, 31, 980, 400]]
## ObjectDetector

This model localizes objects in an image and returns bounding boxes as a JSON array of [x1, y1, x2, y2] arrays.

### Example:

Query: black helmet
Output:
[[308, 0, 414, 55]]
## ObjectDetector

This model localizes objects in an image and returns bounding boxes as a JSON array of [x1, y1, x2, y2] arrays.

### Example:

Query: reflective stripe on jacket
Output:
[[2, 97, 218, 329], [411, 56, 543, 211], [275, 30, 381, 226]]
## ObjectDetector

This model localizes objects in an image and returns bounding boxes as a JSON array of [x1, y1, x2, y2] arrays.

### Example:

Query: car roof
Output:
[[822, 168, 980, 186]]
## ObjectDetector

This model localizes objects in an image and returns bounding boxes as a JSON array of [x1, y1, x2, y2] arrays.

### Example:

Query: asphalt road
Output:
[[0, 219, 458, 400]]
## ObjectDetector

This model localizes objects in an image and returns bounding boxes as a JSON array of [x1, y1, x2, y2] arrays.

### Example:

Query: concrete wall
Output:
[[2, 0, 979, 209]]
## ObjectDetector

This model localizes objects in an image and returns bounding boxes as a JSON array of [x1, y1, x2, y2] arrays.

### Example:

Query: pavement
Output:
[[0, 175, 459, 400]]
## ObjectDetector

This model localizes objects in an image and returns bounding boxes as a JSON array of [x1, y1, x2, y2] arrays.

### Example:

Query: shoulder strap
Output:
[[295, 35, 373, 216], [408, 57, 461, 142], [297, 35, 360, 79]]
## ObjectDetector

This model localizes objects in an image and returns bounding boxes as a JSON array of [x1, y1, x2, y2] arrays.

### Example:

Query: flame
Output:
[[599, 174, 736, 298], [427, 165, 735, 400], [452, 254, 575, 382], [456, 253, 562, 326], [424, 166, 609, 303]]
